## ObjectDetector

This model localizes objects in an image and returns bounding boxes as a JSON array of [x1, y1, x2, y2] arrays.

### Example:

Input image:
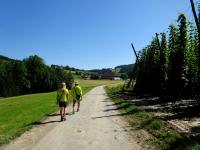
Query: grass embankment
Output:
[[0, 86, 92, 146], [105, 85, 200, 150]]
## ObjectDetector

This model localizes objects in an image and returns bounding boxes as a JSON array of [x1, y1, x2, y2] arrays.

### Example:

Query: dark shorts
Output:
[[76, 95, 81, 100], [59, 101, 67, 108], [73, 99, 81, 107]]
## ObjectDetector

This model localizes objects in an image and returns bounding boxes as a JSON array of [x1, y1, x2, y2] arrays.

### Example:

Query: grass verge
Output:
[[105, 85, 200, 150]]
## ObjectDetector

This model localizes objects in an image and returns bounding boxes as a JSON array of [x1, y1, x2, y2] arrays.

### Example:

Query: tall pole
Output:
[[126, 43, 138, 89], [131, 43, 139, 62], [190, 0, 200, 35]]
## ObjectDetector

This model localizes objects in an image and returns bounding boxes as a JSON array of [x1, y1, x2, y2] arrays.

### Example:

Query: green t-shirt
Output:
[[57, 88, 69, 102], [71, 85, 82, 101]]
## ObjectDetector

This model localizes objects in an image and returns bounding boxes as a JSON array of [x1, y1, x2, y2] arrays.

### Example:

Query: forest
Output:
[[0, 55, 74, 97]]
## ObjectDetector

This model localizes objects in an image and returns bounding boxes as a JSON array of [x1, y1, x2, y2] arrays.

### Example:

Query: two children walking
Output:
[[57, 81, 82, 121]]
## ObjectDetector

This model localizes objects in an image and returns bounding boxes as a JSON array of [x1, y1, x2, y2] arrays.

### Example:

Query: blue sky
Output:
[[0, 0, 194, 69]]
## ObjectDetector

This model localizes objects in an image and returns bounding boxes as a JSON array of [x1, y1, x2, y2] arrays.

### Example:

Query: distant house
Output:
[[112, 77, 121, 80], [100, 72, 121, 80]]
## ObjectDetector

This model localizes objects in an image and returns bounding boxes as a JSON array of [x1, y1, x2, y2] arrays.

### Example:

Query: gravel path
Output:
[[2, 86, 141, 150]]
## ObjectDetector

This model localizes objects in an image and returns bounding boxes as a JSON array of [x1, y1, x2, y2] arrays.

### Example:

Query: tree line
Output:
[[0, 55, 74, 97], [133, 13, 200, 102]]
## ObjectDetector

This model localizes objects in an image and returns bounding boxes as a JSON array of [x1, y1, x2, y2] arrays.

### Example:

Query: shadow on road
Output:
[[48, 112, 71, 117], [33, 120, 61, 125], [33, 113, 73, 125], [103, 103, 132, 112], [92, 108, 139, 119], [48, 113, 60, 116], [101, 99, 111, 102], [105, 101, 127, 107]]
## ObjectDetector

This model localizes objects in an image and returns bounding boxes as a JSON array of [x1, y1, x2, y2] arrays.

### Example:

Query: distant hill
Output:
[[0, 55, 17, 62], [115, 64, 134, 74], [85, 64, 134, 76], [0, 55, 134, 75], [87, 68, 113, 74], [64, 65, 82, 72]]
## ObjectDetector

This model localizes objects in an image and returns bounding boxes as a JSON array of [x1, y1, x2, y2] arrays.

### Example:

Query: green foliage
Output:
[[0, 55, 74, 97], [0, 61, 16, 97], [65, 71, 74, 89], [11, 61, 30, 94], [185, 22, 199, 96], [160, 33, 168, 97], [134, 37, 160, 95], [23, 55, 50, 93], [90, 73, 100, 80], [133, 13, 200, 101], [64, 65, 80, 72], [143, 119, 163, 131], [175, 14, 188, 99], [168, 24, 179, 98], [0, 61, 30, 97], [120, 73, 129, 80]]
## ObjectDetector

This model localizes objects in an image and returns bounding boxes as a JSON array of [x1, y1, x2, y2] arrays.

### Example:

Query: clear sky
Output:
[[0, 0, 195, 69]]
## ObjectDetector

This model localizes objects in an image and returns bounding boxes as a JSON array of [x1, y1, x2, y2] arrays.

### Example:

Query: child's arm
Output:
[[80, 87, 83, 100]]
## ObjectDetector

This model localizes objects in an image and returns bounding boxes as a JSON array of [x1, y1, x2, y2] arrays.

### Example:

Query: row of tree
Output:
[[133, 13, 200, 101], [0, 55, 74, 97]]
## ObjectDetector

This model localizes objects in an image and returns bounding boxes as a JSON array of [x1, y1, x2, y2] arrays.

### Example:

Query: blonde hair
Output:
[[59, 82, 66, 89]]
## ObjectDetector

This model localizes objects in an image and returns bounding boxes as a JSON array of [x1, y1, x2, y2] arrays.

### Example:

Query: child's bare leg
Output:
[[63, 107, 66, 120], [72, 101, 75, 113], [60, 107, 64, 121], [77, 101, 80, 111], [60, 107, 62, 117]]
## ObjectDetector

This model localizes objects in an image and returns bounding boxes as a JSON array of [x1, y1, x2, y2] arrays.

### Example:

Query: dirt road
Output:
[[2, 86, 141, 150]]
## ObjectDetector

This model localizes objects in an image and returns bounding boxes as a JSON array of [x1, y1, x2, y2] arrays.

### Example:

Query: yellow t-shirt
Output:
[[57, 88, 69, 102], [71, 85, 82, 101]]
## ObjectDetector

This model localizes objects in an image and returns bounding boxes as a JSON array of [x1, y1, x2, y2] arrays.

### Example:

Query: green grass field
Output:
[[77, 79, 124, 87], [0, 92, 57, 146], [0, 80, 123, 146]]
